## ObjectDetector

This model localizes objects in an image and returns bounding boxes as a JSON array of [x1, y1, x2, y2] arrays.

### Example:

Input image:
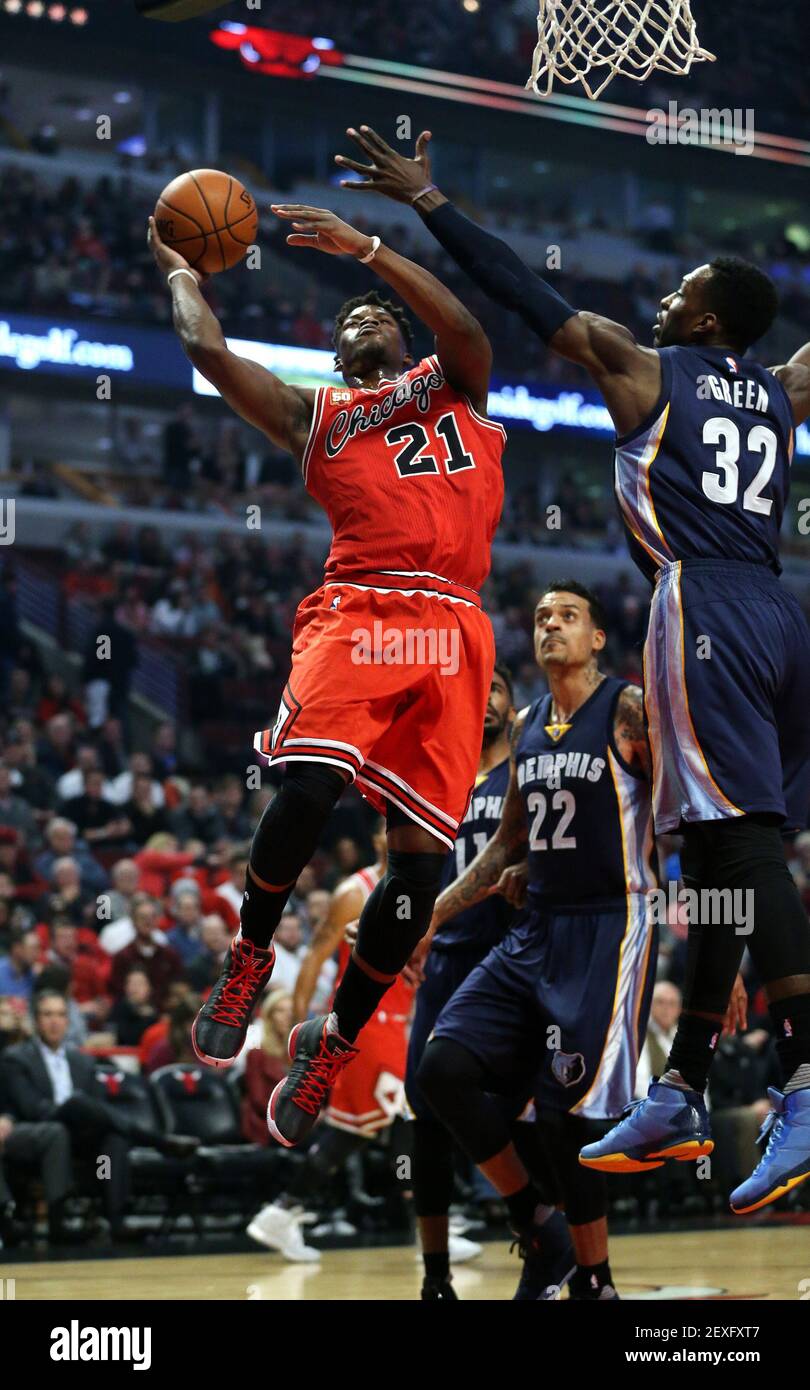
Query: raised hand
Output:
[[147, 216, 205, 283], [271, 204, 375, 258], [334, 126, 434, 205]]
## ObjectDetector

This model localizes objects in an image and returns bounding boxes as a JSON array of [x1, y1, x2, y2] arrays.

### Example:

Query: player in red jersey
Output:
[[148, 197, 505, 1147]]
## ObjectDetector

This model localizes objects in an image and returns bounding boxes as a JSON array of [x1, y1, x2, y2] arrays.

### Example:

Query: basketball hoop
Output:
[[527, 1, 715, 101]]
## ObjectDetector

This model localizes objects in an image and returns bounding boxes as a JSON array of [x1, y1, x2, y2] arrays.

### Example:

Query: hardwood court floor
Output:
[[3, 1226, 806, 1300]]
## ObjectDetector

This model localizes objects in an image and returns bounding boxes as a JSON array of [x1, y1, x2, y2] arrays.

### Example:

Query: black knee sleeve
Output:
[[241, 765, 346, 945], [412, 1117, 456, 1218], [537, 1110, 606, 1227], [417, 1038, 510, 1166], [355, 848, 447, 976], [679, 816, 810, 1014], [250, 764, 346, 883]]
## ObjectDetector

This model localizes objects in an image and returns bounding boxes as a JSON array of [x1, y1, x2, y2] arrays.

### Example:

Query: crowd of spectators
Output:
[[18, 510, 653, 747], [2, 155, 809, 394]]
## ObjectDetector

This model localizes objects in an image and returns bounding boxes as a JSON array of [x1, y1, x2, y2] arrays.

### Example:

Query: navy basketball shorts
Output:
[[432, 896, 657, 1121], [406, 945, 489, 1121], [645, 559, 810, 835]]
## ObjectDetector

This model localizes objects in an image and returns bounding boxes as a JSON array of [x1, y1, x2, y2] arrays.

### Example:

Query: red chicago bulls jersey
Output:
[[333, 864, 413, 1018], [302, 355, 505, 595]]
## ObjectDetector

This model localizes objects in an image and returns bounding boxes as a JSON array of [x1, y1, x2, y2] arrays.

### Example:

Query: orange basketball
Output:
[[154, 168, 258, 274]]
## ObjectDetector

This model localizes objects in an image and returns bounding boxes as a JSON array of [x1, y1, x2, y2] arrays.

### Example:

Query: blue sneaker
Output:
[[579, 1080, 713, 1173], [511, 1210, 576, 1301], [730, 1087, 810, 1214]]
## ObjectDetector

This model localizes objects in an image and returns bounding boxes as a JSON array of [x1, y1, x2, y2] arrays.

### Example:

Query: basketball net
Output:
[[527, 0, 715, 100]]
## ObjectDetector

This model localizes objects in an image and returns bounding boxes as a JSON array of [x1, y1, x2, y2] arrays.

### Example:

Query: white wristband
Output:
[[167, 268, 199, 287], [357, 235, 381, 265]]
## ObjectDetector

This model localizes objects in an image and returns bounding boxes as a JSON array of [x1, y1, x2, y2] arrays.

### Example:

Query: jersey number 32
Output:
[[701, 418, 778, 516]]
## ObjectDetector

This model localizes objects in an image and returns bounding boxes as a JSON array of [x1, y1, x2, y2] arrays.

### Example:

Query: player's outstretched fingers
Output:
[[334, 154, 375, 177], [358, 125, 395, 157], [346, 126, 379, 158], [272, 204, 326, 221]]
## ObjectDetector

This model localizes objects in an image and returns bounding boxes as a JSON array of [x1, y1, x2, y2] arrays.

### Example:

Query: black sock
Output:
[[239, 874, 292, 951], [665, 1013, 719, 1093], [768, 995, 810, 1087], [572, 1260, 612, 1296], [332, 957, 393, 1042], [505, 1182, 542, 1232], [424, 1251, 450, 1281]]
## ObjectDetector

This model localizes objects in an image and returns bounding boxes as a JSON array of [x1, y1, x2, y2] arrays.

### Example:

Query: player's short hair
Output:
[[333, 289, 414, 359], [539, 579, 607, 631], [705, 257, 779, 351], [492, 661, 514, 703]]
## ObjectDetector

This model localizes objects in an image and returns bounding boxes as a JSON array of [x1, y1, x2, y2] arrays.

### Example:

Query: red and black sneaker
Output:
[[191, 935, 275, 1068], [267, 1014, 358, 1148]]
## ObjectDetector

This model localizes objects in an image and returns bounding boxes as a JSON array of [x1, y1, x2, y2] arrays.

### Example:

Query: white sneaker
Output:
[[416, 1232, 483, 1264], [310, 1217, 358, 1239], [247, 1204, 321, 1262], [449, 1233, 483, 1262]]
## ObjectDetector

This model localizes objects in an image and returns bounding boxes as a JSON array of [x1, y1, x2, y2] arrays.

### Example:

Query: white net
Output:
[[527, 0, 715, 100]]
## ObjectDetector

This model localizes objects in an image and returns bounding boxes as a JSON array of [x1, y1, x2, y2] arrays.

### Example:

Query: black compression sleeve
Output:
[[421, 200, 578, 344]]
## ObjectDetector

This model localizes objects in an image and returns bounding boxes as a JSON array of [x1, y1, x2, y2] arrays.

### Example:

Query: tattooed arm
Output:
[[613, 684, 651, 780], [430, 711, 530, 932]]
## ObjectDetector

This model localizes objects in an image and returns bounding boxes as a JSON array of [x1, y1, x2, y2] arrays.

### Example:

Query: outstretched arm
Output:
[[771, 343, 810, 425], [148, 218, 314, 460], [430, 712, 530, 932], [336, 128, 661, 436], [272, 199, 492, 413]]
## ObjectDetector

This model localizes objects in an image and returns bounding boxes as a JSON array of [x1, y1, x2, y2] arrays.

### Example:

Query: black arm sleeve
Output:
[[421, 201, 578, 344]]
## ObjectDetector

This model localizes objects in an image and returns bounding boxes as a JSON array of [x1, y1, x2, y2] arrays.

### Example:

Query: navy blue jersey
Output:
[[516, 677, 656, 909], [614, 347, 795, 584], [434, 756, 513, 951]]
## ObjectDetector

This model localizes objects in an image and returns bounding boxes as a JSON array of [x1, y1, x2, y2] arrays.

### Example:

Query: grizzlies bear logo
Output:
[[551, 1050, 586, 1088]]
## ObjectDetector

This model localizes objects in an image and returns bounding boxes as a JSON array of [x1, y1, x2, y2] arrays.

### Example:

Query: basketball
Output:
[[154, 169, 258, 274]]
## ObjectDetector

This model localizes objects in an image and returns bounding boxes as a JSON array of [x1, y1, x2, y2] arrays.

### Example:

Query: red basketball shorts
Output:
[[323, 1007, 409, 1137], [254, 574, 495, 849]]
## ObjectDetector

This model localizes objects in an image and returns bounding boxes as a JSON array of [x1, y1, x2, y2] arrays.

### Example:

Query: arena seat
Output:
[[148, 1064, 274, 1192], [92, 1062, 193, 1199]]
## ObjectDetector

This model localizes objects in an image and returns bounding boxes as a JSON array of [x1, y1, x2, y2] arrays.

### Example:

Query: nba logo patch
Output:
[[725, 356, 739, 374], [330, 389, 352, 404], [551, 1050, 586, 1088]]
